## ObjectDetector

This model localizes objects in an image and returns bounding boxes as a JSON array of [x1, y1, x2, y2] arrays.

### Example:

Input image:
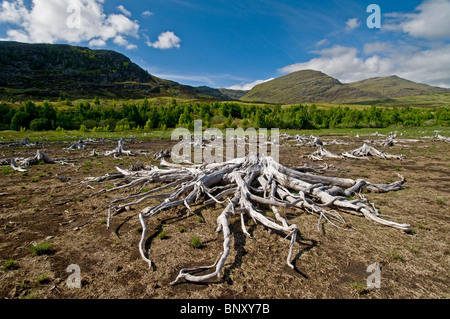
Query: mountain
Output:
[[240, 69, 450, 104], [196, 86, 248, 100], [0, 41, 207, 100], [240, 70, 383, 104], [347, 75, 450, 98]]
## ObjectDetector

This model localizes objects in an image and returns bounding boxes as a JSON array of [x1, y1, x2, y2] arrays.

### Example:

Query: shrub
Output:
[[35, 273, 50, 284], [2, 259, 18, 270], [157, 231, 167, 240], [350, 280, 368, 295], [30, 242, 52, 256], [81, 119, 97, 130], [30, 118, 50, 131], [190, 236, 202, 249], [79, 124, 89, 132]]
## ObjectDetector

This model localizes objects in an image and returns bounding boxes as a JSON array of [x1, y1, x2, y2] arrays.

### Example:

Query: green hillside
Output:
[[0, 41, 206, 101], [196, 86, 248, 100], [240, 69, 450, 106], [240, 70, 383, 104], [347, 75, 450, 98]]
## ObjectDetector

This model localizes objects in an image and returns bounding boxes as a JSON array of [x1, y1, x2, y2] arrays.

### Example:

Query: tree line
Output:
[[0, 98, 448, 132]]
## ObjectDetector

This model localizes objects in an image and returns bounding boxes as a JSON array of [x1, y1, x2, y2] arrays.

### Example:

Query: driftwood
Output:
[[104, 138, 136, 158], [294, 163, 336, 174], [433, 133, 450, 143], [85, 155, 410, 285], [67, 140, 87, 151], [307, 146, 344, 161], [154, 150, 171, 160], [306, 143, 405, 161], [2, 150, 68, 172], [7, 138, 42, 147], [342, 144, 406, 160]]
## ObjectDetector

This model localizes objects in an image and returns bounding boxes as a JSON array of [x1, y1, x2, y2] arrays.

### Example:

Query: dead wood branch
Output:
[[84, 155, 410, 285]]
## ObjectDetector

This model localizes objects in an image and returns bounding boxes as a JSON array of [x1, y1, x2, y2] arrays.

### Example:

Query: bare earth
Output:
[[0, 134, 448, 299]]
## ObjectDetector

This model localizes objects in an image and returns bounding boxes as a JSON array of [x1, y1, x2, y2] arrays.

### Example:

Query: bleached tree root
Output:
[[342, 143, 406, 160], [67, 140, 87, 151], [433, 133, 450, 143], [2, 150, 68, 172], [307, 146, 344, 161], [104, 138, 137, 158], [87, 155, 410, 285]]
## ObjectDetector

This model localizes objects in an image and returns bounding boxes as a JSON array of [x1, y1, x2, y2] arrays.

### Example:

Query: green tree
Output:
[[10, 111, 28, 131], [30, 118, 50, 131]]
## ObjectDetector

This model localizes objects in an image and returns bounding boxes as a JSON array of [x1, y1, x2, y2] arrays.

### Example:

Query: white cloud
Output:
[[384, 0, 450, 40], [0, 0, 27, 24], [227, 78, 275, 91], [142, 11, 153, 17], [89, 38, 107, 47], [278, 44, 450, 87], [146, 31, 181, 49], [113, 35, 137, 50], [315, 38, 329, 47], [0, 0, 139, 49], [345, 18, 360, 31], [116, 5, 131, 17]]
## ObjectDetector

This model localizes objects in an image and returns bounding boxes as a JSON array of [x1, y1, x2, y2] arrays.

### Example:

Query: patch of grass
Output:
[[83, 161, 93, 171], [136, 226, 143, 233], [30, 242, 52, 256], [2, 259, 18, 270], [20, 185, 26, 189], [35, 273, 50, 284], [388, 249, 405, 262], [99, 218, 107, 225], [416, 223, 431, 231], [178, 225, 185, 233], [406, 244, 420, 255], [350, 280, 368, 295], [20, 198, 28, 203], [190, 236, 202, 249], [435, 198, 445, 206], [1, 166, 13, 175], [196, 215, 205, 223], [31, 178, 39, 183], [18, 280, 28, 290], [21, 291, 37, 299], [157, 231, 167, 240]]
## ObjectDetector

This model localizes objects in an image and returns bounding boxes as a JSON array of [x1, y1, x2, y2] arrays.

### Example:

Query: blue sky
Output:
[[1, 0, 450, 88]]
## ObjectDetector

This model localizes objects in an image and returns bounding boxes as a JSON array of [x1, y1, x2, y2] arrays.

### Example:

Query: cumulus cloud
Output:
[[227, 78, 275, 91], [116, 5, 131, 17], [384, 0, 450, 40], [0, 0, 139, 49], [142, 11, 153, 17], [315, 38, 329, 47], [113, 35, 137, 50], [146, 31, 181, 49], [278, 44, 450, 87], [345, 18, 360, 31], [89, 38, 107, 47]]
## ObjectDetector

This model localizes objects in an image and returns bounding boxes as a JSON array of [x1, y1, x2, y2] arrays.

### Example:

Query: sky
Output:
[[1, 0, 450, 89]]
